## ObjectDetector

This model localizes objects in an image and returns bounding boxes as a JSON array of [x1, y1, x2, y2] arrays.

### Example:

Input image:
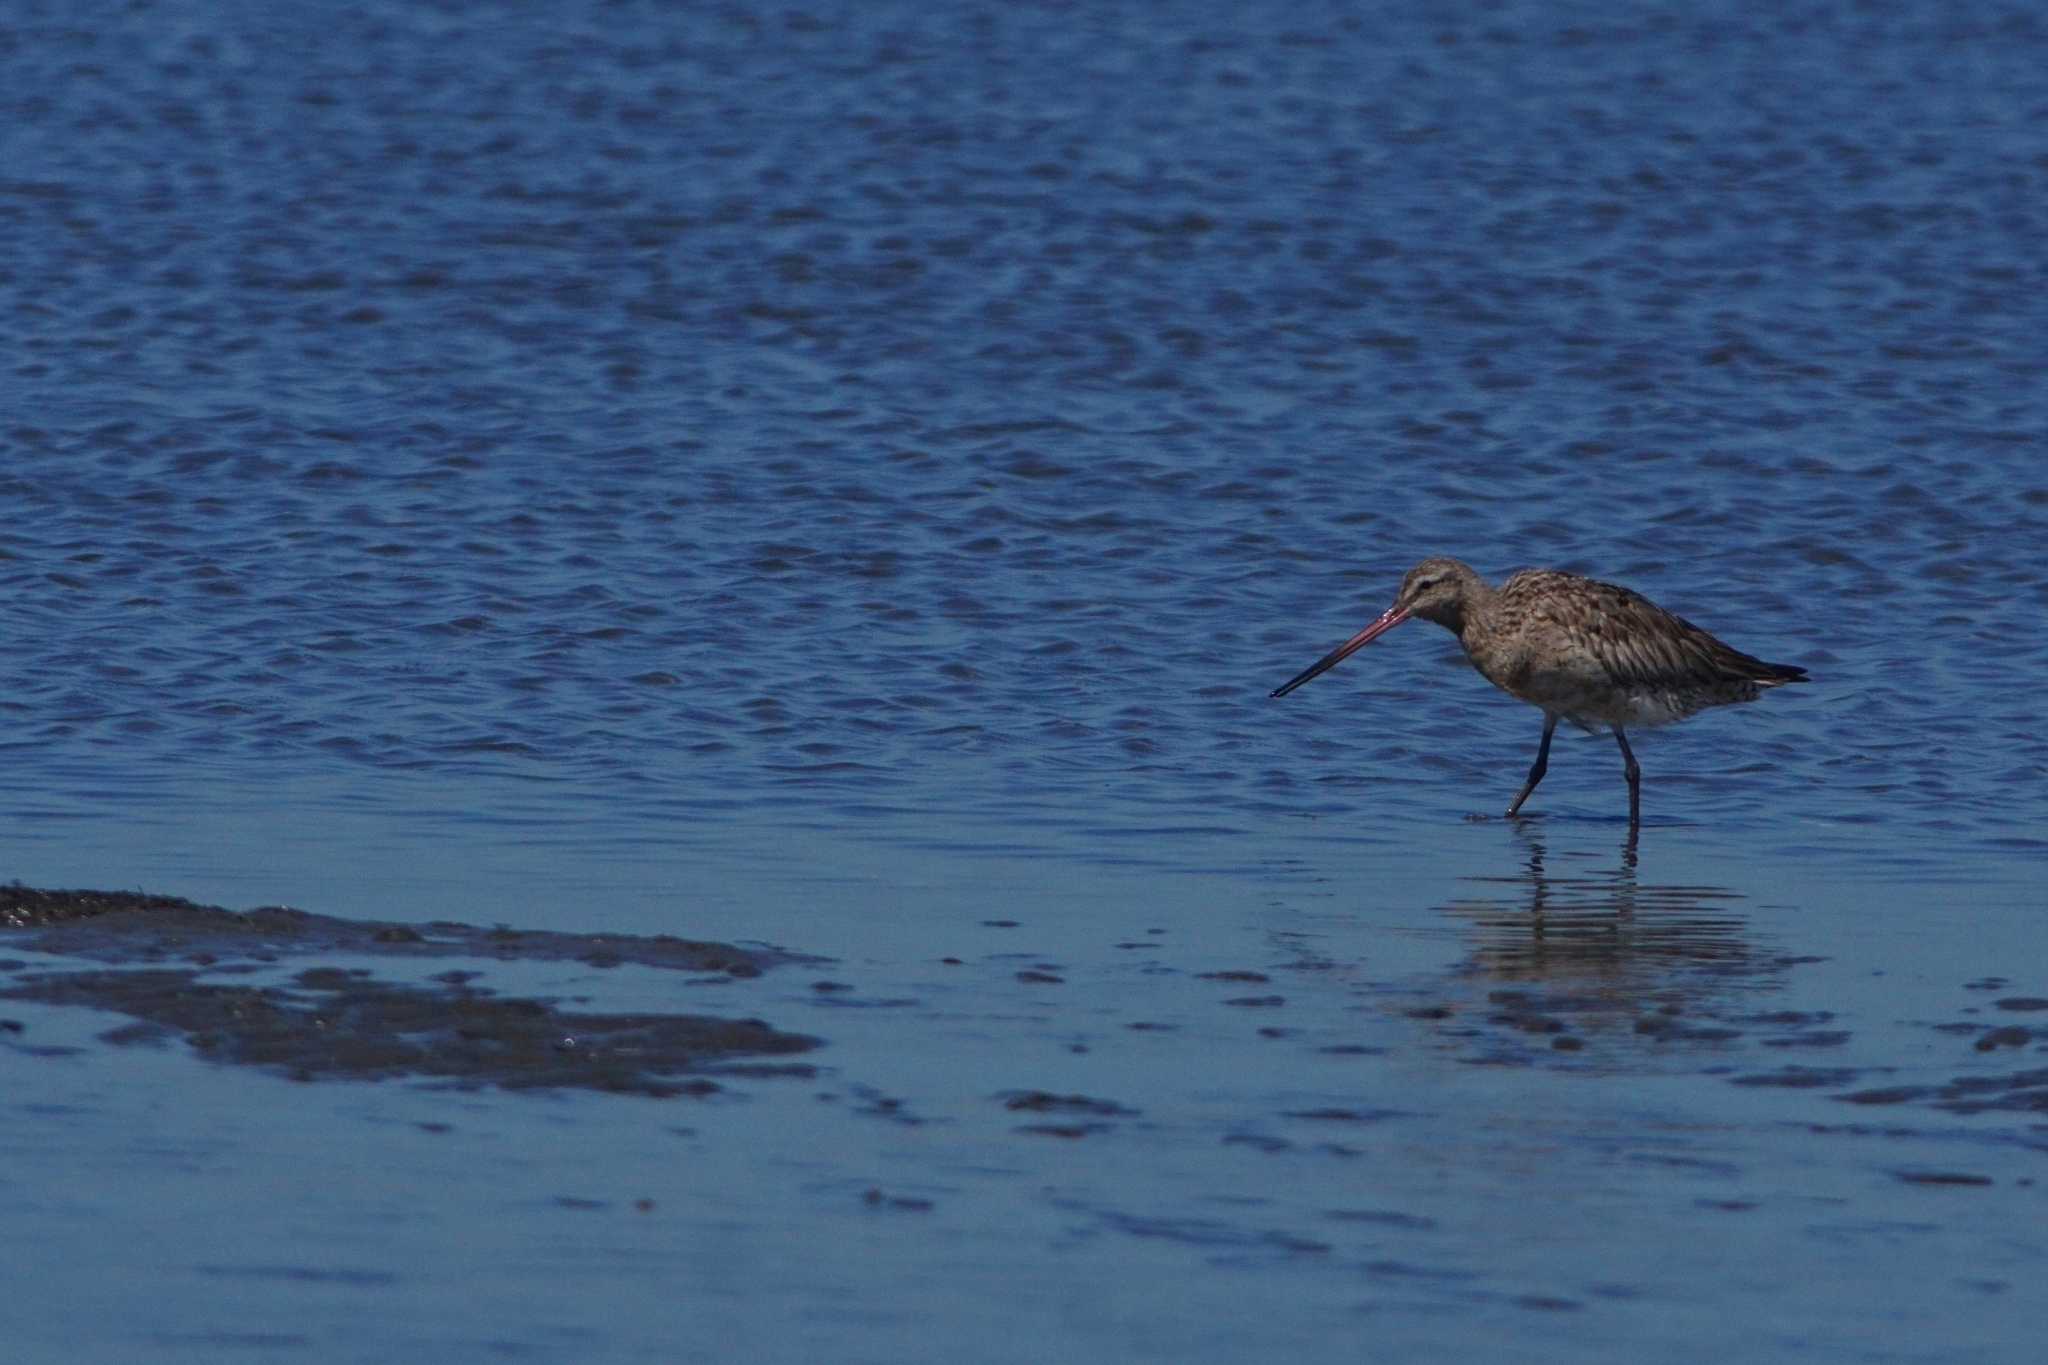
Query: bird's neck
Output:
[[1424, 577, 1495, 642]]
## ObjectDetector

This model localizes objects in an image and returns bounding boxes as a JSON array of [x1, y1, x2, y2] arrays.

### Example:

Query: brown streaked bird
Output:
[[1270, 557, 1807, 826]]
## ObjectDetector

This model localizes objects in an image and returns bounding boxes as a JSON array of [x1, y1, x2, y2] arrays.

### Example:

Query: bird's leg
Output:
[[1614, 727, 1641, 828], [1505, 714, 1558, 818]]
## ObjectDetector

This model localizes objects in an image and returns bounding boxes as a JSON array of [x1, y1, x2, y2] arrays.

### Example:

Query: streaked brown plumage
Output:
[[1271, 557, 1808, 826]]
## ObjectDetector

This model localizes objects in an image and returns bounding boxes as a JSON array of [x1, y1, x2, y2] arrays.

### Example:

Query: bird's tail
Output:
[[1759, 661, 1808, 686]]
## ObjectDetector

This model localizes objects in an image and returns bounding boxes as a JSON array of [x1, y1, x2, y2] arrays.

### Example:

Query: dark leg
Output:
[[1505, 715, 1558, 817], [1614, 727, 1641, 828]]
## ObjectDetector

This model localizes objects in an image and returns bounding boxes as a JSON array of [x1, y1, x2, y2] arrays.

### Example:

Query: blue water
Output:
[[3, 2, 2046, 1361]]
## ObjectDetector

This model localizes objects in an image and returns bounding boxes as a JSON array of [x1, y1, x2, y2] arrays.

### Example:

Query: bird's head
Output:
[[1391, 556, 1481, 629]]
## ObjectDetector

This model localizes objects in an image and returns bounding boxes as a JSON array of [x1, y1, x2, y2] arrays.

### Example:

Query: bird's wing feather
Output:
[[1500, 572, 1789, 691]]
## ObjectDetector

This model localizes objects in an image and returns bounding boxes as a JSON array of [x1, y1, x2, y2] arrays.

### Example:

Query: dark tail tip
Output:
[[1766, 662, 1809, 684]]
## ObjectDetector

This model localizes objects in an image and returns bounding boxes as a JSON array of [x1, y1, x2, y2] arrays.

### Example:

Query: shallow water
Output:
[[3, 1, 2046, 1360]]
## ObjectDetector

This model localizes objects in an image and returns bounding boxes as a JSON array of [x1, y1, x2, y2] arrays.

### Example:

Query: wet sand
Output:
[[6, 843, 2042, 1365]]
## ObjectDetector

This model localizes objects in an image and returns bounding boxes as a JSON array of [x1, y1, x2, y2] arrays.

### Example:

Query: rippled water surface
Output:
[[3, 2, 2045, 1361]]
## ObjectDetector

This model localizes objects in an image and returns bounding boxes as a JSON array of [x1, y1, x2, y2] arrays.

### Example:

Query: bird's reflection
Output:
[[1442, 823, 1753, 983]]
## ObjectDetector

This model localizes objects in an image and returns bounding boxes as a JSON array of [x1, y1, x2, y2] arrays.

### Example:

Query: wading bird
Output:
[[1271, 557, 1807, 826]]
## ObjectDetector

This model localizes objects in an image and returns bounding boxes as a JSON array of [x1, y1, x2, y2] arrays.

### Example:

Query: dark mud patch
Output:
[[1003, 1090, 1136, 1137], [862, 1187, 936, 1213], [1729, 1066, 1864, 1089], [1839, 1067, 2048, 1116], [0, 884, 794, 978], [1015, 1122, 1114, 1139], [0, 885, 820, 1096], [1001, 1090, 1137, 1117], [1284, 1106, 1410, 1124], [1974, 1026, 2032, 1052]]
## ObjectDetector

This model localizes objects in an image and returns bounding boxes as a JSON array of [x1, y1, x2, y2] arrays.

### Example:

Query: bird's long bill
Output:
[[1270, 608, 1411, 698]]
